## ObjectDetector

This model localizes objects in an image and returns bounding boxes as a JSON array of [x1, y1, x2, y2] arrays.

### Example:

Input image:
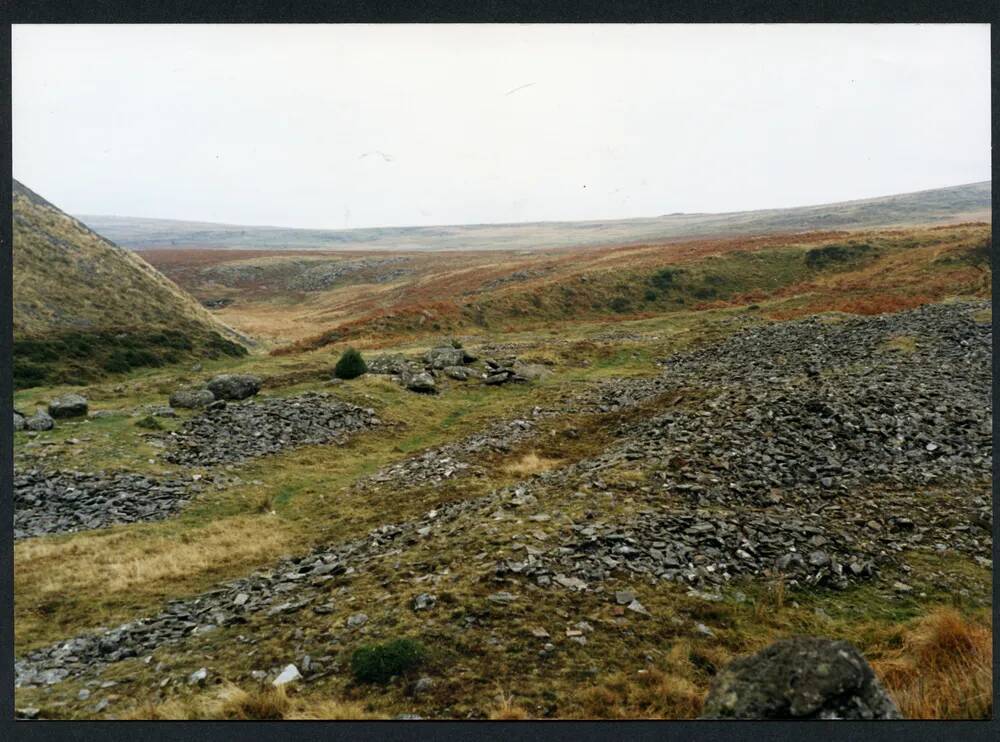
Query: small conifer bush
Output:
[[334, 347, 367, 379]]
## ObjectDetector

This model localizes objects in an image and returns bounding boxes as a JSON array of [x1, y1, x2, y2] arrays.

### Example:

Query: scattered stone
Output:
[[413, 593, 437, 611], [627, 599, 650, 616], [347, 613, 368, 628], [404, 372, 437, 394], [273, 664, 302, 687], [413, 677, 434, 695], [25, 409, 54, 431], [188, 668, 208, 686], [614, 590, 636, 606]]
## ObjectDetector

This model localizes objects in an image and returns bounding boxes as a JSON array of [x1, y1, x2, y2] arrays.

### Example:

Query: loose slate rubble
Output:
[[700, 637, 902, 719], [14, 301, 992, 691], [14, 469, 202, 540], [355, 416, 542, 491], [163, 392, 380, 466]]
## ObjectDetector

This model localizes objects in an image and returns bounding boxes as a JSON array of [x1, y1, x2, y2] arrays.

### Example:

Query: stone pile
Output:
[[163, 392, 379, 466], [14, 469, 201, 539], [357, 417, 541, 491]]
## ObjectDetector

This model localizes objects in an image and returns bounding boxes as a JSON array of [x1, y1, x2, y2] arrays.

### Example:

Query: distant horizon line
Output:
[[34, 178, 994, 235]]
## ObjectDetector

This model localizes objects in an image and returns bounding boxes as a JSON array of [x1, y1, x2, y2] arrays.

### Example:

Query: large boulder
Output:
[[13, 411, 25, 431], [404, 371, 437, 394], [206, 374, 261, 401], [424, 346, 465, 369], [25, 409, 54, 431], [367, 354, 415, 376], [48, 393, 88, 419], [169, 388, 216, 409], [699, 637, 901, 720]]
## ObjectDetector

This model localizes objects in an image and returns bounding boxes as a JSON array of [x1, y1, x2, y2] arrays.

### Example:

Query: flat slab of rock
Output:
[[700, 637, 902, 720], [48, 394, 88, 419], [169, 388, 216, 409], [206, 374, 261, 401]]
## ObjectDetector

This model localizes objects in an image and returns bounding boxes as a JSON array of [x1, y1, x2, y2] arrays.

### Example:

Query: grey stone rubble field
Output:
[[14, 469, 204, 540], [355, 413, 549, 491], [14, 301, 992, 690], [163, 392, 380, 466]]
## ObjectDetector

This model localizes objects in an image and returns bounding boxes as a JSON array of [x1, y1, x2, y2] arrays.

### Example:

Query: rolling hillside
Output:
[[79, 181, 990, 253], [12, 180, 248, 388]]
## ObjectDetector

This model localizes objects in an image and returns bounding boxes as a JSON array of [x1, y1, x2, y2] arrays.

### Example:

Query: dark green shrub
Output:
[[334, 347, 367, 379], [350, 639, 427, 684], [609, 297, 632, 313], [643, 289, 659, 302], [805, 243, 873, 270], [650, 267, 681, 291], [135, 415, 162, 430]]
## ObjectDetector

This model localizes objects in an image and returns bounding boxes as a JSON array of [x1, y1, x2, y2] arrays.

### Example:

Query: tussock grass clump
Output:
[[334, 347, 367, 379], [125, 684, 383, 720], [577, 667, 705, 719], [873, 608, 992, 719], [350, 638, 427, 684], [503, 451, 562, 477]]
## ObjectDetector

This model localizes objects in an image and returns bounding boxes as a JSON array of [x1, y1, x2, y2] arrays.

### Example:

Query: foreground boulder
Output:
[[700, 637, 901, 720], [206, 374, 261, 401], [169, 388, 216, 409], [48, 394, 88, 419], [25, 409, 54, 431]]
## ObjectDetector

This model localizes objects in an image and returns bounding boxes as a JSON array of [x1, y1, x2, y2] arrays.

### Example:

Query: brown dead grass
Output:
[[502, 451, 562, 477], [488, 689, 532, 720], [125, 684, 384, 720], [873, 608, 992, 720], [15, 515, 293, 649], [574, 642, 709, 719]]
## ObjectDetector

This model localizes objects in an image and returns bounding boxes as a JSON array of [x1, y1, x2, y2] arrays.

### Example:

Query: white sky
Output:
[[12, 24, 992, 230]]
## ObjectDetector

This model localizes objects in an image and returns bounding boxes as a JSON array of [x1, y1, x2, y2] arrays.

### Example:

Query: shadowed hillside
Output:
[[80, 181, 990, 253], [12, 180, 248, 388]]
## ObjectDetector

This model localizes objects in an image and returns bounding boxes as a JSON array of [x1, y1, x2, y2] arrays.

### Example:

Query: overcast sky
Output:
[[12, 24, 991, 230]]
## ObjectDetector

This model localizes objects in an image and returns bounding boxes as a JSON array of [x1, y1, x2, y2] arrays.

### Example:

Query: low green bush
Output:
[[350, 639, 427, 684]]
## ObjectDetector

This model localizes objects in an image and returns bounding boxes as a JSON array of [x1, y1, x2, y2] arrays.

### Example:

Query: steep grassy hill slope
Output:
[[81, 181, 990, 253], [12, 180, 247, 388]]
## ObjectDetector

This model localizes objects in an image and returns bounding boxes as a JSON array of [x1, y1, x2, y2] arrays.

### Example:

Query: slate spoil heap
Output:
[[14, 470, 201, 540], [163, 392, 380, 466]]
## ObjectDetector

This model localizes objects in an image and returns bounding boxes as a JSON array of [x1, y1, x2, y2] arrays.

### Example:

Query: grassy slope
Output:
[[80, 180, 990, 252], [269, 224, 990, 353], [12, 180, 247, 388]]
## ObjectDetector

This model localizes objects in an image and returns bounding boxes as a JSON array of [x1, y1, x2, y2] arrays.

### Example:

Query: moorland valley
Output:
[[11, 178, 993, 720]]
